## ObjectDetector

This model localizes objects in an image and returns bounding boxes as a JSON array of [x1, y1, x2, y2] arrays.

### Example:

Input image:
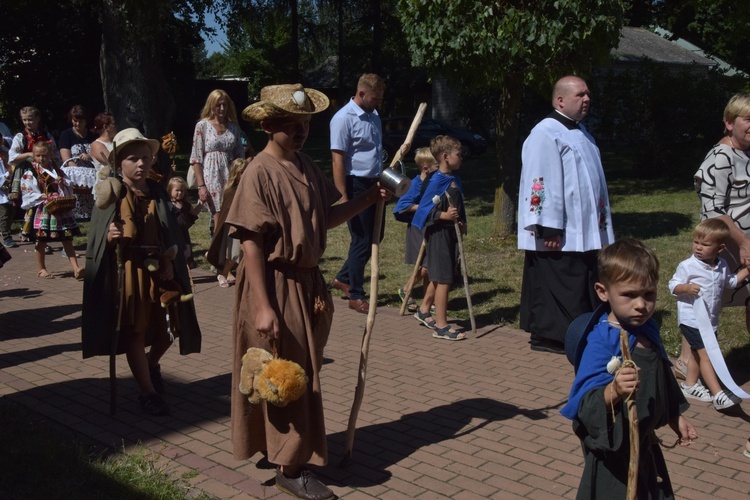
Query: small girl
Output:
[[9, 106, 62, 242], [206, 158, 247, 287], [168, 176, 201, 268], [20, 141, 83, 279]]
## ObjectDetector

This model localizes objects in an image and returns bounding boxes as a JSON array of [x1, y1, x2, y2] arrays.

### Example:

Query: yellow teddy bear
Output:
[[238, 347, 308, 407]]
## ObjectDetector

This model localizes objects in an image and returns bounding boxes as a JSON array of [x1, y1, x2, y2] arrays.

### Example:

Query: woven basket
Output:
[[45, 195, 77, 216]]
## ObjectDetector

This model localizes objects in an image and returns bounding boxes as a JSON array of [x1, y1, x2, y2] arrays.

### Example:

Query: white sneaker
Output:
[[713, 390, 737, 411], [681, 382, 712, 402]]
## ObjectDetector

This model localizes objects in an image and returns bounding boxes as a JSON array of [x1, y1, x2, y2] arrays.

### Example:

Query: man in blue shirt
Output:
[[330, 74, 386, 313]]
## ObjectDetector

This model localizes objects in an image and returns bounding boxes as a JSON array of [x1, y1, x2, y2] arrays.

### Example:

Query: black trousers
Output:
[[519, 250, 600, 345]]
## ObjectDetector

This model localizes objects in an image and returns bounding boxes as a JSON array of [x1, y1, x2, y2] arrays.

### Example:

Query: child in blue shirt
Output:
[[411, 136, 467, 340], [393, 147, 438, 310]]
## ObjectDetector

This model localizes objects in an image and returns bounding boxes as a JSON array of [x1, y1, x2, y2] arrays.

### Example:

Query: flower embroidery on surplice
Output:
[[598, 199, 608, 231], [529, 177, 545, 215]]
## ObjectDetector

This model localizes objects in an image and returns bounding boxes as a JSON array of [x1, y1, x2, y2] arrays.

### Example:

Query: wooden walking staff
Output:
[[341, 102, 427, 466], [618, 329, 639, 500], [446, 191, 476, 335], [399, 239, 425, 315], [106, 140, 126, 415]]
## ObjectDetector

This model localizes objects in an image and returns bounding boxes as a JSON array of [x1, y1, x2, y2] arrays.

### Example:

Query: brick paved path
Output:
[[2, 240, 749, 498]]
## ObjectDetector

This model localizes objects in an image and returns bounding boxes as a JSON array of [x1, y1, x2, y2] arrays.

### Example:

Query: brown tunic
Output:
[[225, 151, 341, 465], [119, 184, 166, 335]]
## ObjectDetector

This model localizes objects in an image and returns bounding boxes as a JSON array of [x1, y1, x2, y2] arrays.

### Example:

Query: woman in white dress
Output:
[[189, 89, 245, 233]]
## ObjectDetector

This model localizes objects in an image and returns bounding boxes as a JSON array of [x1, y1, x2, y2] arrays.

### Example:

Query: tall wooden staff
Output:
[[399, 240, 425, 315], [341, 103, 427, 466], [111, 203, 125, 415], [619, 329, 639, 500], [445, 192, 476, 335]]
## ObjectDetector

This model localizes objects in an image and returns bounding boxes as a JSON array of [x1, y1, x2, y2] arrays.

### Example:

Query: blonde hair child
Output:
[[167, 176, 201, 268], [393, 147, 439, 311]]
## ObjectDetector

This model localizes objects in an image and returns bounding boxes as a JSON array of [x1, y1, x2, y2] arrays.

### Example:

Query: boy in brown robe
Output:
[[226, 84, 389, 500]]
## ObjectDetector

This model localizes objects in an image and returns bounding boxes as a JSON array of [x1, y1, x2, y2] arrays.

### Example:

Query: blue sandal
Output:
[[432, 325, 466, 341], [414, 310, 436, 329]]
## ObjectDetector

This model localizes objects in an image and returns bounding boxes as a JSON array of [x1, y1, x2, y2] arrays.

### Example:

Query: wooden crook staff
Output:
[[341, 102, 427, 466], [618, 329, 639, 500], [446, 192, 476, 335]]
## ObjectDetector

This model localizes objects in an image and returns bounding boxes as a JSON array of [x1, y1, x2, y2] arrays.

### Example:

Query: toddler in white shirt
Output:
[[669, 218, 749, 411]]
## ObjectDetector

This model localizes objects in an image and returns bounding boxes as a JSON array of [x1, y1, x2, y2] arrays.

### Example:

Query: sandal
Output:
[[414, 310, 436, 329], [217, 275, 229, 288], [226, 273, 236, 284], [672, 358, 688, 380], [74, 268, 84, 280], [432, 325, 466, 341], [398, 287, 418, 312], [37, 269, 54, 279]]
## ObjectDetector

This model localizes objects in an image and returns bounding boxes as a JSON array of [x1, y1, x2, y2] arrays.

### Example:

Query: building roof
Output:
[[613, 27, 716, 67]]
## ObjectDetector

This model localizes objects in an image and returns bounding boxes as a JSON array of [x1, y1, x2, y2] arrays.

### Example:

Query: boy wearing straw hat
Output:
[[82, 128, 202, 417], [227, 84, 389, 500]]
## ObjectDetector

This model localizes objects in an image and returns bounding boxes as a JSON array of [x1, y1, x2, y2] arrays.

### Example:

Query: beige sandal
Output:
[[217, 275, 229, 288], [74, 268, 84, 280], [38, 269, 54, 279]]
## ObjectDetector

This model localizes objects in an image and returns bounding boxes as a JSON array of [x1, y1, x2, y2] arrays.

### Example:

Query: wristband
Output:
[[198, 185, 206, 188]]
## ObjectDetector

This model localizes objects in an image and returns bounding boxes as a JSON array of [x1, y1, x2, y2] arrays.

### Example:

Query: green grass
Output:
[[0, 399, 215, 499]]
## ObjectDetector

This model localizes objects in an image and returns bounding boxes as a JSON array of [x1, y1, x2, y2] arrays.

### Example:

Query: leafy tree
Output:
[[100, 0, 212, 138], [397, 0, 626, 235], [0, 0, 103, 131], [0, 0, 210, 141], [653, 0, 750, 75]]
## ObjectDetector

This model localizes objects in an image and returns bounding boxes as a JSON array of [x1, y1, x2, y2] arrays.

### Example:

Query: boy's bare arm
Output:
[[241, 232, 279, 339], [328, 184, 389, 229], [669, 415, 698, 447]]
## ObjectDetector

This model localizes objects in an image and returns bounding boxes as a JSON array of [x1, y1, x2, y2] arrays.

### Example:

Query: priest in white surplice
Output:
[[517, 76, 615, 354]]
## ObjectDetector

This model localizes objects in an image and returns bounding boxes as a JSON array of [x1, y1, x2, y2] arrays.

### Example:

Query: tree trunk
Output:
[[371, 0, 382, 74], [100, 1, 175, 139], [337, 0, 346, 103], [492, 75, 523, 236]]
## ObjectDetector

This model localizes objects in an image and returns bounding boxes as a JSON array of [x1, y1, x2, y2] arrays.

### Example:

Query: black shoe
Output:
[[276, 469, 334, 500], [149, 364, 165, 394], [530, 338, 565, 354], [139, 392, 170, 416]]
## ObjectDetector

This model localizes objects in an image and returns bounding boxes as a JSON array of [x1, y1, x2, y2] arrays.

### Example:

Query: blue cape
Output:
[[411, 171, 463, 230], [393, 174, 424, 216], [560, 313, 669, 420]]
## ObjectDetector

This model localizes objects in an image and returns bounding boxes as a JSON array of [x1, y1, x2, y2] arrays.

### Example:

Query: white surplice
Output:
[[517, 118, 614, 252]]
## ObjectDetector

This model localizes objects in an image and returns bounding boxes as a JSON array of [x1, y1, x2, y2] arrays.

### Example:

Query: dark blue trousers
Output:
[[335, 176, 383, 300]]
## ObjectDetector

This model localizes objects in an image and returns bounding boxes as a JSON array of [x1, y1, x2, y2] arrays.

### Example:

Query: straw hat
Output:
[[242, 84, 329, 123], [108, 128, 160, 165]]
